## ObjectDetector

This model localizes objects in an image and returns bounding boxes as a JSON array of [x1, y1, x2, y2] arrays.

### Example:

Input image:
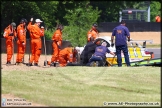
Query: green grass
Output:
[[1, 67, 161, 107]]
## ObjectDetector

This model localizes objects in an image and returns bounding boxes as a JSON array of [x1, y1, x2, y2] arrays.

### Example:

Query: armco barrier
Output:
[[1, 38, 72, 55], [98, 22, 161, 32]]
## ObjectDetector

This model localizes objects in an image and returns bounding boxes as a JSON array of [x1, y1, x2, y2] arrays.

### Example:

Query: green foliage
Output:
[[63, 1, 101, 46], [90, 1, 138, 22], [44, 28, 55, 40], [36, 1, 59, 29], [150, 1, 161, 22], [1, 0, 161, 40]]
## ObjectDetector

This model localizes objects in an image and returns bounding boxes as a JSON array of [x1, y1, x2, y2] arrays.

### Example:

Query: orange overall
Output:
[[59, 47, 74, 67], [16, 24, 26, 63], [87, 29, 98, 42], [47, 29, 62, 65], [3, 25, 17, 63], [155, 16, 161, 22], [27, 22, 44, 64]]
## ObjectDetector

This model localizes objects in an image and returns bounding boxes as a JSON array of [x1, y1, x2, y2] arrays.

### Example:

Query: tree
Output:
[[1, 1, 42, 34], [150, 1, 161, 22], [36, 1, 59, 29], [63, 1, 101, 46], [1, 0, 160, 40], [90, 1, 139, 22]]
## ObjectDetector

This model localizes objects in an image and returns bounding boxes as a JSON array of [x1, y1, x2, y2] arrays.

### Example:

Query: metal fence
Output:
[[119, 1, 150, 22], [1, 38, 72, 55]]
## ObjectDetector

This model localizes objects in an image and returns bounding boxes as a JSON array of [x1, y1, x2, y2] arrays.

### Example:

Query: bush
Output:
[[45, 28, 56, 40]]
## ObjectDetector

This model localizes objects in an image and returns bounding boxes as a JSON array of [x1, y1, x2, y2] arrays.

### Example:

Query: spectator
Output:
[[155, 15, 161, 22], [3, 22, 17, 65], [111, 20, 131, 67], [87, 42, 115, 66]]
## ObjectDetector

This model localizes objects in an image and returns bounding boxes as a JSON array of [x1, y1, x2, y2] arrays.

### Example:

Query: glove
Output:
[[128, 38, 130, 42], [111, 43, 114, 47], [30, 18, 33, 22], [9, 33, 14, 36], [22, 43, 25, 46], [41, 26, 44, 29]]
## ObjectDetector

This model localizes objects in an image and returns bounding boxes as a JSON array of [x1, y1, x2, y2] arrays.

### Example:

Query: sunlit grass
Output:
[[1, 66, 161, 107]]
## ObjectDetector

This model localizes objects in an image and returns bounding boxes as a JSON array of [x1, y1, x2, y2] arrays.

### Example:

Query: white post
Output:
[[119, 11, 122, 22], [147, 4, 150, 22]]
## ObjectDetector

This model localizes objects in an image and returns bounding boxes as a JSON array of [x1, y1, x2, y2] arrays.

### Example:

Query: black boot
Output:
[[26, 63, 33, 66], [6, 61, 11, 65], [44, 60, 48, 66], [54, 62, 56, 67], [50, 62, 56, 67], [34, 63, 38, 66], [15, 62, 21, 65], [34, 63, 40, 67]]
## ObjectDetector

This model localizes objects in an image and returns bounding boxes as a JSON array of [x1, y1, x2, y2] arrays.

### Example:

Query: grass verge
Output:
[[1, 66, 161, 107]]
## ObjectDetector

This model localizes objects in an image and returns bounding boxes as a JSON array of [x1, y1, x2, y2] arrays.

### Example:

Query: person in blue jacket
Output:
[[87, 42, 115, 66], [111, 20, 131, 67]]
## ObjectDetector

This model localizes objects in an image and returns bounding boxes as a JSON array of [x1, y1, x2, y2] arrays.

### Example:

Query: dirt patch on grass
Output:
[[1, 54, 52, 106], [1, 94, 47, 107], [99, 32, 161, 44], [1, 54, 52, 70]]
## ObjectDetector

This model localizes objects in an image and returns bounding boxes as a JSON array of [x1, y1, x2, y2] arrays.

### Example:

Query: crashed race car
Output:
[[74, 36, 161, 67]]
